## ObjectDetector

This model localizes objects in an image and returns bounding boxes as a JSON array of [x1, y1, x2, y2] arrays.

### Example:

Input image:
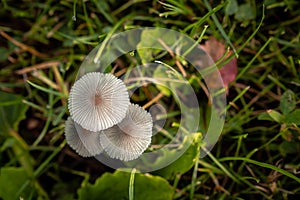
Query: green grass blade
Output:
[[27, 81, 66, 97], [203, 0, 238, 57], [129, 168, 136, 200], [219, 157, 300, 183], [203, 147, 240, 183]]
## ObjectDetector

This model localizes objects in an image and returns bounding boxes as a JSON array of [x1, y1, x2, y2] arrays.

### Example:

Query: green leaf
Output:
[[267, 109, 283, 123], [258, 110, 283, 123], [0, 167, 30, 200], [225, 0, 238, 16], [0, 91, 28, 136], [258, 112, 273, 121], [284, 109, 300, 125], [78, 170, 173, 200], [280, 89, 296, 115], [153, 133, 201, 179], [234, 3, 255, 21]]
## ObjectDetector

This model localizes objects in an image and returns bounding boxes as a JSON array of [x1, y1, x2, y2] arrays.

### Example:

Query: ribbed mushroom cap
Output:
[[68, 72, 130, 132], [100, 104, 153, 161], [64, 117, 103, 157]]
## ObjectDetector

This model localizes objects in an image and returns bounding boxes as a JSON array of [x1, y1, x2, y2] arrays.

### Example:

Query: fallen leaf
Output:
[[200, 37, 238, 94]]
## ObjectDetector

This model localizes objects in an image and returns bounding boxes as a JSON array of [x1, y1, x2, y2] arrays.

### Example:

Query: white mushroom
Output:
[[100, 104, 153, 161], [64, 117, 103, 157], [68, 72, 130, 132]]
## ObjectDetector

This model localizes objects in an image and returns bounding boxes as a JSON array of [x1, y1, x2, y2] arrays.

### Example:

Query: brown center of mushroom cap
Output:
[[94, 94, 102, 106]]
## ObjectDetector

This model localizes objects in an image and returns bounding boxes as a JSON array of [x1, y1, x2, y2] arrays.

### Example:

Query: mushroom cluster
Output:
[[65, 72, 153, 161]]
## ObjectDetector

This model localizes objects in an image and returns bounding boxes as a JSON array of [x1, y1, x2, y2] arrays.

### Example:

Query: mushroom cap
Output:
[[100, 104, 153, 161], [68, 72, 130, 132], [117, 104, 153, 138], [64, 117, 103, 157]]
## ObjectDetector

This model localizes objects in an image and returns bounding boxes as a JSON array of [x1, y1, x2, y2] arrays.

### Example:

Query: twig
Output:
[[15, 61, 60, 74], [0, 31, 48, 58], [158, 38, 187, 77], [143, 92, 164, 109], [32, 71, 59, 90]]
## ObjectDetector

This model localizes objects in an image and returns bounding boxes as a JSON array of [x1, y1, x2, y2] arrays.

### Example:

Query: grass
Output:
[[0, 0, 300, 199]]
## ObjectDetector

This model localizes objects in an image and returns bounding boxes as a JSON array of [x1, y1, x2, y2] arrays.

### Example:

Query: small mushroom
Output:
[[64, 117, 103, 157], [68, 72, 130, 132], [100, 104, 153, 161]]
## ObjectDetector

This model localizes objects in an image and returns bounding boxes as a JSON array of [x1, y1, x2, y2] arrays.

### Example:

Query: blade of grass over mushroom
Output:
[[129, 168, 136, 200]]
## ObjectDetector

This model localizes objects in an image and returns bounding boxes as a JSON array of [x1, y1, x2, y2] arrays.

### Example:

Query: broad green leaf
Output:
[[0, 167, 30, 200], [257, 112, 274, 121], [225, 0, 238, 16], [267, 109, 283, 123], [0, 91, 28, 136], [153, 133, 201, 179], [234, 3, 255, 21], [284, 109, 300, 125], [258, 110, 283, 123], [280, 89, 296, 115], [78, 170, 173, 200]]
